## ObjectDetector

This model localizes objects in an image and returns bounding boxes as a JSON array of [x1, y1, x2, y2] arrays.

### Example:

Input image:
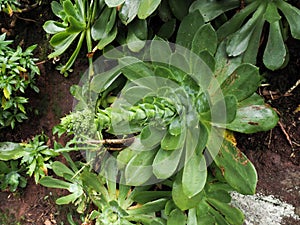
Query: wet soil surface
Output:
[[0, 2, 299, 224]]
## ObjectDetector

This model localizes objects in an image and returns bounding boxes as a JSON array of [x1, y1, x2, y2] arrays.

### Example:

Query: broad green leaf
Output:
[[120, 58, 155, 82], [132, 191, 171, 204], [206, 198, 244, 225], [43, 21, 66, 34], [117, 147, 135, 169], [172, 172, 203, 210], [206, 190, 231, 204], [150, 38, 173, 64], [105, 0, 125, 7], [176, 10, 204, 50], [128, 198, 167, 215], [214, 41, 242, 84], [161, 130, 185, 151], [66, 16, 85, 33], [92, 7, 115, 40], [0, 142, 24, 160], [189, 0, 240, 22], [157, 19, 176, 39], [226, 3, 266, 56], [119, 0, 140, 25], [125, 149, 157, 185], [263, 21, 286, 71], [264, 2, 281, 23], [63, 0, 81, 22], [242, 14, 264, 65], [97, 25, 118, 50], [152, 147, 183, 179], [226, 104, 279, 134], [56, 192, 79, 205], [127, 19, 147, 52], [216, 1, 260, 41], [167, 209, 187, 225], [122, 86, 154, 105], [48, 32, 78, 58], [237, 93, 264, 108], [90, 66, 122, 93], [52, 161, 74, 177], [51, 1, 63, 18], [208, 95, 237, 124], [192, 24, 217, 56], [168, 0, 193, 21], [140, 126, 166, 149], [221, 64, 261, 102], [39, 176, 71, 189], [277, 1, 300, 39], [182, 153, 207, 198], [138, 0, 161, 19], [211, 139, 257, 194]]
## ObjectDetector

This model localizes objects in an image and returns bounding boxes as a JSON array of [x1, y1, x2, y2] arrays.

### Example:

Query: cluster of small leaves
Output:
[[0, 0, 21, 15], [0, 33, 40, 128], [0, 134, 59, 191], [43, 0, 196, 75], [190, 0, 300, 70]]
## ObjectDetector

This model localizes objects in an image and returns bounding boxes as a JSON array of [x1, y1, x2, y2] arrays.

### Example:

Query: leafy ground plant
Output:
[[0, 33, 40, 128], [53, 10, 279, 224], [0, 134, 58, 191], [190, 0, 300, 70]]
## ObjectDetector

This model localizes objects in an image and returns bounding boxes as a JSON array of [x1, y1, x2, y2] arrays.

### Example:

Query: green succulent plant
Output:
[[56, 10, 279, 224]]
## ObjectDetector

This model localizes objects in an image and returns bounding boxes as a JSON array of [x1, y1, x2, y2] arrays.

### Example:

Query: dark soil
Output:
[[0, 2, 299, 225]]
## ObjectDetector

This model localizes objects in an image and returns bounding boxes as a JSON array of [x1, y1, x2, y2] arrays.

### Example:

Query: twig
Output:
[[284, 79, 300, 96], [88, 137, 135, 145], [278, 120, 294, 150]]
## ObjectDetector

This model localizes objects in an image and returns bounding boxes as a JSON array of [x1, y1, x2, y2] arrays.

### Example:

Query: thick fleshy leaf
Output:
[[242, 15, 264, 65], [56, 192, 81, 205], [263, 21, 286, 71], [39, 176, 71, 189], [211, 139, 257, 194], [92, 7, 116, 40], [216, 1, 260, 41], [128, 198, 167, 215], [48, 32, 78, 57], [105, 0, 125, 7], [140, 126, 166, 148], [226, 3, 266, 56], [43, 21, 66, 34], [277, 1, 300, 39], [97, 25, 118, 50], [138, 0, 161, 19], [172, 173, 203, 210], [167, 209, 187, 225], [206, 198, 244, 225], [0, 142, 25, 160], [182, 153, 207, 198], [157, 19, 176, 39], [90, 66, 122, 93], [168, 0, 193, 21], [176, 10, 204, 50], [119, 0, 140, 25], [192, 24, 217, 56], [126, 19, 147, 52], [161, 130, 185, 151], [189, 0, 240, 22], [264, 2, 281, 23], [226, 104, 279, 134], [150, 38, 173, 64], [52, 161, 74, 177], [152, 147, 183, 179], [221, 64, 261, 102], [125, 149, 157, 185]]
